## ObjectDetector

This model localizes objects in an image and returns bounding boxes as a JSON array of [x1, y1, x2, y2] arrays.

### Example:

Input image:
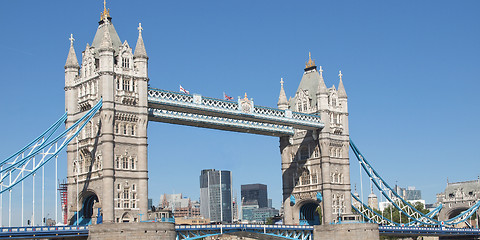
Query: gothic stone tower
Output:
[[64, 6, 149, 224], [278, 53, 351, 224]]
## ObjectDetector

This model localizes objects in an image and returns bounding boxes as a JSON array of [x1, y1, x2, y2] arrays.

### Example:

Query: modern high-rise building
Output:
[[200, 169, 233, 223], [241, 184, 268, 208]]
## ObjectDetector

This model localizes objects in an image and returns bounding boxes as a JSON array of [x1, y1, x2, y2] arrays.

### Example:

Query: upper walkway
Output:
[[147, 88, 324, 136]]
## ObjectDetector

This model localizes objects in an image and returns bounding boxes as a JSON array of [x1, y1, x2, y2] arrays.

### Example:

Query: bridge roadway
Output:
[[0, 224, 479, 239]]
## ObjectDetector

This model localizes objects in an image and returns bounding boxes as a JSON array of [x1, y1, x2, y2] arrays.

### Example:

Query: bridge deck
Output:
[[0, 224, 479, 239]]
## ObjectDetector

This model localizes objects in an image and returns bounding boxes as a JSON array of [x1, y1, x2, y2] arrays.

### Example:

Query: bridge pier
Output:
[[313, 223, 379, 240], [88, 222, 175, 240]]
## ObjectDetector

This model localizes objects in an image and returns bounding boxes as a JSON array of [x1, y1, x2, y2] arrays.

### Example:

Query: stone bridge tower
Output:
[[64, 5, 149, 224], [437, 179, 480, 226], [278, 53, 352, 225]]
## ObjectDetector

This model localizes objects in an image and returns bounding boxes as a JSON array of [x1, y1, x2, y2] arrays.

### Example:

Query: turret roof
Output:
[[337, 70, 347, 98], [65, 34, 79, 69], [277, 78, 288, 109], [134, 23, 148, 59], [92, 19, 122, 54], [289, 68, 322, 110]]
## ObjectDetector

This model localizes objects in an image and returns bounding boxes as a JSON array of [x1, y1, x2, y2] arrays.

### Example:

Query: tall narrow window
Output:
[[123, 157, 128, 169], [123, 79, 129, 91], [131, 125, 135, 136], [131, 158, 135, 169]]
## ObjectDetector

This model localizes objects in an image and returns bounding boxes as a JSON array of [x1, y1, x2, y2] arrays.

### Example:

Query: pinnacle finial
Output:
[[138, 23, 143, 34], [69, 33, 75, 46], [280, 77, 284, 87], [100, 0, 110, 21], [319, 66, 323, 77], [244, 92, 248, 100], [305, 52, 316, 68], [339, 70, 343, 80]]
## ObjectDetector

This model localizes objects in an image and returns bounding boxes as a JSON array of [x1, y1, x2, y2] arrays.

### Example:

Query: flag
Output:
[[179, 85, 190, 94], [224, 92, 233, 101]]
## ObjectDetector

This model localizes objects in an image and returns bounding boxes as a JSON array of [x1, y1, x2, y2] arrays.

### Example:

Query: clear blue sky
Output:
[[0, 0, 479, 225]]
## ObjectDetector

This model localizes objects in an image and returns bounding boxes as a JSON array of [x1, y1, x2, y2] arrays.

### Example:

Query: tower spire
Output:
[[134, 23, 148, 59], [65, 34, 79, 69], [277, 78, 288, 110], [316, 66, 327, 95], [100, 0, 111, 21], [337, 70, 347, 99], [304, 52, 317, 72]]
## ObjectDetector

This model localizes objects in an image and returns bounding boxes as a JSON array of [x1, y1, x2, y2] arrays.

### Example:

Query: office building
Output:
[[241, 184, 268, 208], [200, 169, 233, 223]]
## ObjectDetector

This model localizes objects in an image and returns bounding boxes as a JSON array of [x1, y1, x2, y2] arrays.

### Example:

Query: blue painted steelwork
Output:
[[379, 226, 480, 236], [350, 139, 480, 227], [1, 224, 479, 239], [147, 88, 323, 136], [141, 217, 175, 223], [175, 224, 313, 240], [149, 108, 295, 136], [0, 225, 88, 239], [352, 192, 443, 227], [0, 100, 102, 194]]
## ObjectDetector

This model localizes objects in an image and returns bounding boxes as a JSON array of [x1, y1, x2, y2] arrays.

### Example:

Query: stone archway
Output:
[[121, 212, 132, 222], [299, 201, 321, 225]]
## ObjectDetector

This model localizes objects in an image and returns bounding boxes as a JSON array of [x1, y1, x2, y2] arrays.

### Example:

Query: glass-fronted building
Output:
[[200, 169, 233, 223]]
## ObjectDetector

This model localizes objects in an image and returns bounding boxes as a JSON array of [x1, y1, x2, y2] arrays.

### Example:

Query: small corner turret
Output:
[[337, 70, 347, 99], [134, 23, 148, 59], [65, 34, 80, 70], [277, 78, 289, 110]]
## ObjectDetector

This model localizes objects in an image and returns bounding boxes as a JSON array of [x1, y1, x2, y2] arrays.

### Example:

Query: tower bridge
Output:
[[62, 3, 351, 226], [0, 2, 478, 240]]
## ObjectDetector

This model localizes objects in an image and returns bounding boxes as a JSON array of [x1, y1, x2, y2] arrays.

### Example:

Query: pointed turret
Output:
[[277, 78, 288, 110], [337, 70, 347, 99], [99, 20, 113, 51], [134, 23, 149, 79], [65, 34, 80, 69], [134, 23, 148, 59], [316, 66, 328, 96]]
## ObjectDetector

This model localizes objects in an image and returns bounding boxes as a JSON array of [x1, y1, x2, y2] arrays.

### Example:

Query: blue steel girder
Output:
[[147, 88, 323, 136], [175, 224, 313, 240]]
